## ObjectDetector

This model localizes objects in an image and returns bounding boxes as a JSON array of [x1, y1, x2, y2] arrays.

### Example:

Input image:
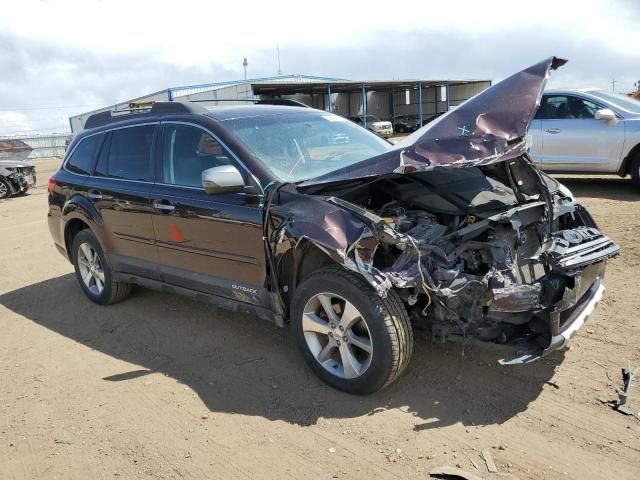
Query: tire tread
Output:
[[306, 265, 413, 391]]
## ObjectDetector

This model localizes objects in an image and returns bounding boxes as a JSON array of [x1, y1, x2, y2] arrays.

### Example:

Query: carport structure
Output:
[[252, 78, 491, 128], [69, 75, 491, 132]]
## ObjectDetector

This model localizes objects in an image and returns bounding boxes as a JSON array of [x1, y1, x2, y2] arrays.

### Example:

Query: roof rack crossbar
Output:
[[84, 102, 208, 129]]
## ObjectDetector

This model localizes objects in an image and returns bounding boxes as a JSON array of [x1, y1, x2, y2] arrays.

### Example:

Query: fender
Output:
[[268, 188, 384, 305], [61, 194, 108, 253]]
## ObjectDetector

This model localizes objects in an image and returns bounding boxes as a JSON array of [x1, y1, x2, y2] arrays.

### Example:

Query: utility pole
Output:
[[242, 57, 248, 81], [612, 78, 617, 92], [277, 46, 282, 76]]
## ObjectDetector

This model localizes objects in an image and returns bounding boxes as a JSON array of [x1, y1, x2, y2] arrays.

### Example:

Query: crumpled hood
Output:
[[0, 159, 34, 168], [301, 56, 566, 187]]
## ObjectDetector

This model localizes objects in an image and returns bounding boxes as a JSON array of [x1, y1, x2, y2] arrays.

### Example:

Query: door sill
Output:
[[112, 272, 285, 327]]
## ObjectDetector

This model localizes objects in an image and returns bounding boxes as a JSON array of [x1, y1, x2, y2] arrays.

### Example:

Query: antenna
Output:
[[612, 78, 617, 92], [277, 46, 282, 76]]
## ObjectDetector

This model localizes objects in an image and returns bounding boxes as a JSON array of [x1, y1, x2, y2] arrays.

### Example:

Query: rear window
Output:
[[65, 134, 103, 175], [105, 125, 155, 182]]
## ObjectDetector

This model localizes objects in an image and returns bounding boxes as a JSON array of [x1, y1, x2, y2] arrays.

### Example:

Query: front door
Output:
[[533, 94, 625, 173], [150, 122, 268, 307]]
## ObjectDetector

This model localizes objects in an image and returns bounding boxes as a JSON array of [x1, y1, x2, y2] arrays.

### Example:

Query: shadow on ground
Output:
[[554, 175, 639, 201], [1, 274, 563, 430]]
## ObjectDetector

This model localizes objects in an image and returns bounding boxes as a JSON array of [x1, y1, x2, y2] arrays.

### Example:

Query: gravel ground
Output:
[[1, 158, 639, 480]]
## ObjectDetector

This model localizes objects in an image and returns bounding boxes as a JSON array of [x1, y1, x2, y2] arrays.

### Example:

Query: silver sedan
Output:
[[529, 89, 640, 187]]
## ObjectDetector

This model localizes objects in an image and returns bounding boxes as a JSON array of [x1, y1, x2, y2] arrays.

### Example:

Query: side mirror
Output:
[[202, 165, 245, 194], [594, 108, 617, 124]]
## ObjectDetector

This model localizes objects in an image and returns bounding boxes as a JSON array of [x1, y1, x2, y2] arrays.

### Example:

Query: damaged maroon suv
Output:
[[48, 57, 619, 394]]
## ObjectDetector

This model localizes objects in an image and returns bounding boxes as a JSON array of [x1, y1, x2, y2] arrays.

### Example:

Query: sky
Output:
[[0, 0, 638, 135]]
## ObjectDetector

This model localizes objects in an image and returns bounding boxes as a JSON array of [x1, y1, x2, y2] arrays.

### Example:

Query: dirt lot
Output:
[[1, 158, 639, 480]]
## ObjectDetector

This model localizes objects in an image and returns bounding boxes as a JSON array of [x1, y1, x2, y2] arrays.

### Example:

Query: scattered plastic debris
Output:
[[481, 449, 498, 473], [601, 361, 639, 421], [430, 465, 484, 480]]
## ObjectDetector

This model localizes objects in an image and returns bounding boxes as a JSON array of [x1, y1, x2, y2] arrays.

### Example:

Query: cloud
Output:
[[0, 0, 638, 134]]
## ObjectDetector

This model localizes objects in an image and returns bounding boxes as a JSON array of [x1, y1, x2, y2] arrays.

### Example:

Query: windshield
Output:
[[222, 111, 391, 182], [589, 91, 640, 114]]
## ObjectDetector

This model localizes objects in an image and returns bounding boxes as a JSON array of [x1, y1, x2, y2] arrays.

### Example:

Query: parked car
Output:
[[394, 113, 446, 133], [530, 89, 640, 186], [394, 114, 421, 133], [48, 57, 618, 394], [348, 115, 393, 138], [0, 159, 37, 199]]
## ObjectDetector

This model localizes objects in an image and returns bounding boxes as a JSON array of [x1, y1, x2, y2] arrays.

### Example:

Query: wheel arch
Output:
[[618, 141, 640, 176], [277, 239, 338, 311], [61, 195, 107, 258], [64, 217, 91, 259]]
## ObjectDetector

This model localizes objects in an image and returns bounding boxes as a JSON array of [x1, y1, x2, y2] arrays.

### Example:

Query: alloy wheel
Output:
[[0, 181, 8, 198], [302, 292, 373, 379], [77, 242, 105, 295]]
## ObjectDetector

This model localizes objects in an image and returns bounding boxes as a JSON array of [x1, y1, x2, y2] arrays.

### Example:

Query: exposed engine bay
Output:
[[314, 155, 619, 362]]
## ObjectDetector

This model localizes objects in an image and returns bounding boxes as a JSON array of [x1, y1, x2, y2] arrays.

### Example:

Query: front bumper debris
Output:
[[499, 276, 605, 365]]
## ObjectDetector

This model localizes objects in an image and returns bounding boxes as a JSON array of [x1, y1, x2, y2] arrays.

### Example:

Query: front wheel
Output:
[[291, 266, 413, 394], [0, 178, 12, 199]]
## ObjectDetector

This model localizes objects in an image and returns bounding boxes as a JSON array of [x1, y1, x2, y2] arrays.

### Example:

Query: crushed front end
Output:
[[308, 155, 619, 364], [285, 56, 618, 364], [1, 164, 36, 195]]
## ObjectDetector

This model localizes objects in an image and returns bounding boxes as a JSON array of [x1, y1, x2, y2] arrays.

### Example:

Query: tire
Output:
[[0, 177, 12, 199], [291, 266, 413, 394], [631, 154, 640, 189], [71, 229, 131, 305]]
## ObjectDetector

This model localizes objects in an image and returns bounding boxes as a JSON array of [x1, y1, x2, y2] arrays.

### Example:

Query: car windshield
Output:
[[221, 111, 391, 182], [589, 91, 640, 114]]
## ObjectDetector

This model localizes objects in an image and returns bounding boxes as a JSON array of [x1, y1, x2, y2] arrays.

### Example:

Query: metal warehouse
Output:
[[69, 75, 491, 132]]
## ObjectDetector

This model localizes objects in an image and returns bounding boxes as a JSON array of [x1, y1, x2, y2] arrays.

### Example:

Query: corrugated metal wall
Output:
[[0, 133, 73, 159]]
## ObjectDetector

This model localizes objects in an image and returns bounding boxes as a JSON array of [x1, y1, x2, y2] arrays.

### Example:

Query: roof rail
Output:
[[84, 102, 207, 129], [188, 98, 310, 108]]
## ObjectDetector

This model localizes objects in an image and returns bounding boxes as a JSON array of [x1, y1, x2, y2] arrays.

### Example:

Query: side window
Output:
[[162, 125, 234, 188], [537, 95, 601, 120], [65, 134, 103, 175], [537, 95, 569, 119], [105, 125, 155, 182], [566, 96, 599, 119], [534, 96, 549, 119]]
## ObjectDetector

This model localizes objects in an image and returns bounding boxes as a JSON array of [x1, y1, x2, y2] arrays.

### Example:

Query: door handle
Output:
[[88, 190, 103, 199], [545, 128, 561, 134], [153, 199, 175, 211]]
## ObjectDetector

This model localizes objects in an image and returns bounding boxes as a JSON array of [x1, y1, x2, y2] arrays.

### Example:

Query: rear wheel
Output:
[[291, 266, 413, 394], [630, 154, 640, 189], [71, 229, 131, 305]]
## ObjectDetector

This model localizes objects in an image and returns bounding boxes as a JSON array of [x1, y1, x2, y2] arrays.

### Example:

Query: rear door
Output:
[[90, 124, 161, 279], [150, 122, 268, 306], [535, 94, 625, 172]]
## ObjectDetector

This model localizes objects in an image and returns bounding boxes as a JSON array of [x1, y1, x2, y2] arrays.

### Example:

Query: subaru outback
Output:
[[48, 57, 619, 394]]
